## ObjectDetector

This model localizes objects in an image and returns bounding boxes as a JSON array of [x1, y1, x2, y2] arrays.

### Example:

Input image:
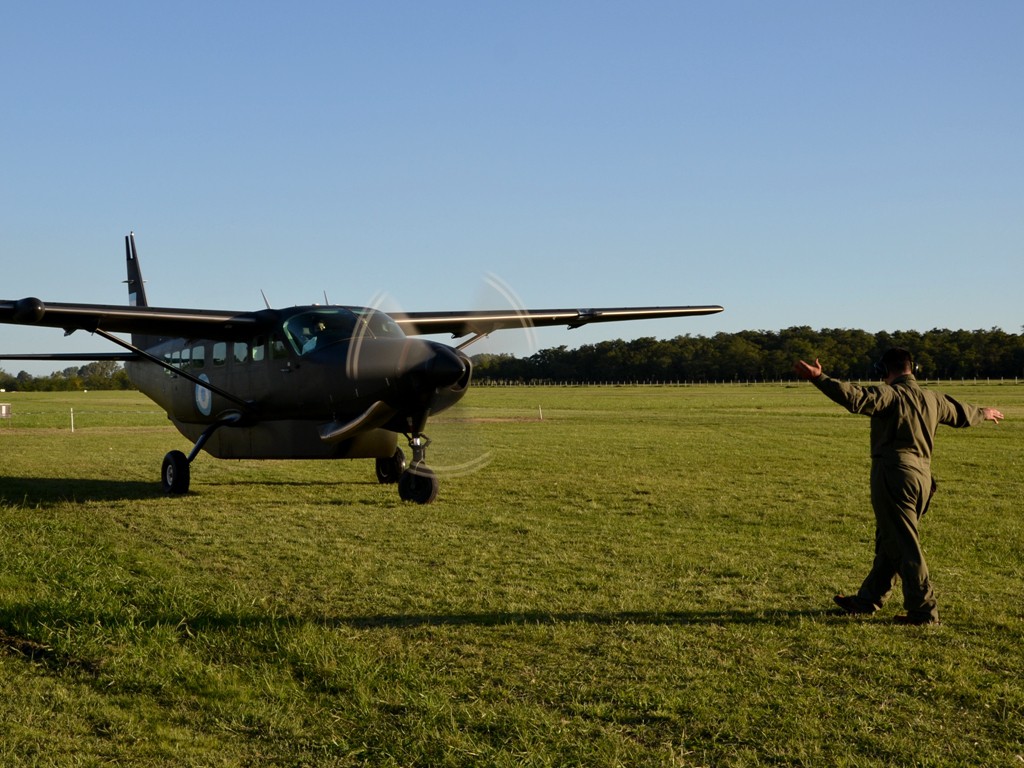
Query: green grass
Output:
[[1, 384, 1022, 766]]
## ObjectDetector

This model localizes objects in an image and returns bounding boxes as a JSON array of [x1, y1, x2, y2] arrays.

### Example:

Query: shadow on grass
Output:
[[165, 608, 839, 634], [319, 608, 839, 629], [0, 604, 849, 676], [0, 475, 389, 504], [0, 476, 164, 504], [0, 624, 102, 676]]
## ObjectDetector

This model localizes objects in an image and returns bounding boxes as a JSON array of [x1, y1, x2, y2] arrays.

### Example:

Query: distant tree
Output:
[[79, 361, 127, 389]]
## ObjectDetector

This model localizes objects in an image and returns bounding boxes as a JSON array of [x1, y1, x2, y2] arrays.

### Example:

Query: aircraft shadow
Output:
[[0, 476, 164, 504], [0, 475, 421, 511], [202, 478, 382, 489]]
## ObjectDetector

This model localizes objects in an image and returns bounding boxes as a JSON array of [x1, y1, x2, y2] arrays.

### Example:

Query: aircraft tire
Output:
[[375, 448, 407, 484], [398, 464, 438, 504], [161, 450, 191, 495]]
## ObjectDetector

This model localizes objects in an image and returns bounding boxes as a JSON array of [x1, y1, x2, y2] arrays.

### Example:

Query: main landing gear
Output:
[[160, 416, 440, 504], [375, 434, 439, 505], [161, 449, 191, 494], [160, 414, 241, 495]]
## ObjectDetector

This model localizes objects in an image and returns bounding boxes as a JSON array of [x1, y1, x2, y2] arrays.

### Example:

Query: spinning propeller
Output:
[[344, 274, 537, 503]]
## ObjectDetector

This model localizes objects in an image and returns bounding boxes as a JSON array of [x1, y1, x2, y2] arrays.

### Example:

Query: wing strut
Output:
[[455, 333, 492, 351]]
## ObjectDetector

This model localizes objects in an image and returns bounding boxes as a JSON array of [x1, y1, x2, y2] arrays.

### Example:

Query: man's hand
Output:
[[793, 358, 822, 380], [983, 407, 1004, 424]]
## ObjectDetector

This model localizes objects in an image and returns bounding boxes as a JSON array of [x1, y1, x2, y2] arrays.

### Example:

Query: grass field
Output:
[[0, 384, 1021, 766]]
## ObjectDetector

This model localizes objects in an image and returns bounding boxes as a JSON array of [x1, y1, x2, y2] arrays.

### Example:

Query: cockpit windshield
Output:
[[282, 308, 406, 356], [351, 308, 406, 340]]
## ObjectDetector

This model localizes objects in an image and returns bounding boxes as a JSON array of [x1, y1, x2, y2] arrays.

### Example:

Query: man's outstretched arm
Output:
[[793, 358, 822, 380], [793, 358, 890, 416]]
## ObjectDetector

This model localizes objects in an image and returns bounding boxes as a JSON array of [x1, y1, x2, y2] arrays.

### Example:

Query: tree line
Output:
[[0, 361, 132, 391], [470, 327, 1024, 383], [2, 327, 1021, 391]]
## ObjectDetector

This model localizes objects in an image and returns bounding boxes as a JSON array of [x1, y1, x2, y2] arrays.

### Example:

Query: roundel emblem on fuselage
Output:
[[195, 374, 213, 416]]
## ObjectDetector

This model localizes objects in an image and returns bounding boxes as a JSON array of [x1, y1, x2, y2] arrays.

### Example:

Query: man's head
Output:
[[874, 347, 914, 382]]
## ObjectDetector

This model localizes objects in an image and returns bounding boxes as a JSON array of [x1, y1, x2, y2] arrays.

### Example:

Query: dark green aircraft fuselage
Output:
[[127, 305, 471, 461]]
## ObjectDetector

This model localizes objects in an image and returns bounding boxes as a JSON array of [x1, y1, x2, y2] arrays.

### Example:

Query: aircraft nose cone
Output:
[[393, 340, 470, 400], [425, 344, 467, 388]]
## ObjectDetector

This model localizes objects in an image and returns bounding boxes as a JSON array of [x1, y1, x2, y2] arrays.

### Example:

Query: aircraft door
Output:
[[234, 334, 299, 411]]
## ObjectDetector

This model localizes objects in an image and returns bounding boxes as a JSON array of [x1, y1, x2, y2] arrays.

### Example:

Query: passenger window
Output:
[[271, 339, 289, 360], [233, 342, 248, 364], [192, 345, 205, 369], [252, 338, 266, 363], [213, 342, 227, 366]]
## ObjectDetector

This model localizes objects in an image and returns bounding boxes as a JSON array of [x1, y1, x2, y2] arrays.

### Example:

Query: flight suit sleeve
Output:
[[938, 394, 986, 428], [811, 374, 894, 416]]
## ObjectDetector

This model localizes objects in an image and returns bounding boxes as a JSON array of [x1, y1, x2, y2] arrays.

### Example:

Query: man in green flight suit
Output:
[[794, 348, 1004, 625]]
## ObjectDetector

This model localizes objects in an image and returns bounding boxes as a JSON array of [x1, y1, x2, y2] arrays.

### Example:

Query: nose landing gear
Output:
[[397, 434, 439, 504]]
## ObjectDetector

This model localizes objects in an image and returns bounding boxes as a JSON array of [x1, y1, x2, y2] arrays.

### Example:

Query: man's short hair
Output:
[[876, 347, 914, 377]]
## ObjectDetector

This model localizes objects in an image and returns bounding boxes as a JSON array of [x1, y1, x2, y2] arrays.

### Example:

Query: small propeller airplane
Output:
[[0, 234, 723, 503]]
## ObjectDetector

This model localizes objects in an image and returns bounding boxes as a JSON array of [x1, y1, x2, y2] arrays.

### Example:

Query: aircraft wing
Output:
[[2, 296, 722, 345], [0, 298, 268, 339], [390, 305, 724, 338], [0, 352, 140, 362]]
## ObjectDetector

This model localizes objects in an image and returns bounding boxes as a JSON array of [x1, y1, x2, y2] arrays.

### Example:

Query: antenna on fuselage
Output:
[[260, 290, 272, 309]]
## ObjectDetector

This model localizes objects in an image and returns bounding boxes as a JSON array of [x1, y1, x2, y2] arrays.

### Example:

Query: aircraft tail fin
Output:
[[125, 232, 149, 308], [124, 232, 159, 349]]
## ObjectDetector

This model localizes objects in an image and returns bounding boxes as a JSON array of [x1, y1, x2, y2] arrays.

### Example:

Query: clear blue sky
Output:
[[2, 2, 1022, 375]]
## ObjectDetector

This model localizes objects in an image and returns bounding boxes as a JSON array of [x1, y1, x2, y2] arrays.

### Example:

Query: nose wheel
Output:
[[397, 434, 439, 504]]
